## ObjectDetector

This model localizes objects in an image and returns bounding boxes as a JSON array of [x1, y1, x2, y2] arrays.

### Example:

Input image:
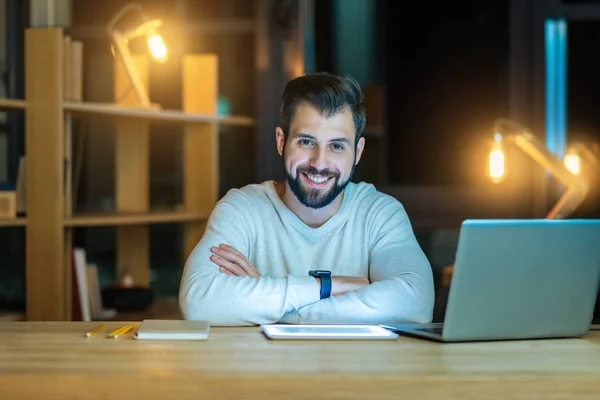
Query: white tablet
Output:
[[261, 324, 399, 340]]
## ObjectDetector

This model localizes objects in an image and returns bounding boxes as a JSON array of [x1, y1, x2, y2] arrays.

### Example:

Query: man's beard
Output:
[[283, 156, 357, 209]]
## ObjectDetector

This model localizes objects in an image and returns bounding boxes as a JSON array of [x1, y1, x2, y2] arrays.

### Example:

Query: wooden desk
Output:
[[1, 322, 600, 399]]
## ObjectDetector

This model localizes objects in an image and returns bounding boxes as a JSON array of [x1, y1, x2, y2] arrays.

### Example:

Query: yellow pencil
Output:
[[85, 324, 105, 337], [113, 325, 133, 339], [107, 325, 131, 339]]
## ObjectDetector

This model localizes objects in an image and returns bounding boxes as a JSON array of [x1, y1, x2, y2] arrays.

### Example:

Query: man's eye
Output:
[[331, 143, 345, 151], [299, 139, 313, 147]]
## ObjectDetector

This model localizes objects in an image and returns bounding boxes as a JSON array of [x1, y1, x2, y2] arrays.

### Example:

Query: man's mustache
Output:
[[297, 167, 339, 178]]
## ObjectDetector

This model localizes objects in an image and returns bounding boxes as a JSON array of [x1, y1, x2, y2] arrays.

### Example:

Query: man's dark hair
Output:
[[280, 72, 366, 147]]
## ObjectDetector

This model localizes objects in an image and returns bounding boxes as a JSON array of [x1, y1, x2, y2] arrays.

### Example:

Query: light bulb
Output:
[[488, 133, 506, 183], [564, 148, 581, 175], [147, 33, 167, 63]]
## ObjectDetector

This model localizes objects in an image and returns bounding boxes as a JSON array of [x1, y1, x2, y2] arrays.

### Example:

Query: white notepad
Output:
[[134, 319, 210, 340]]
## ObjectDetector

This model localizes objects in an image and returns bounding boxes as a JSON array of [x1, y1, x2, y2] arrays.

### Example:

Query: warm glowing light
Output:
[[488, 133, 506, 182], [147, 33, 167, 62], [564, 148, 581, 175]]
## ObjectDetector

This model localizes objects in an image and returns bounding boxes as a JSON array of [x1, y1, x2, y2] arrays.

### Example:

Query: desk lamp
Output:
[[107, 2, 167, 108], [487, 118, 590, 219], [564, 140, 600, 176]]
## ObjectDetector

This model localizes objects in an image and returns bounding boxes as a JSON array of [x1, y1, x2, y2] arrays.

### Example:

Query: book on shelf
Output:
[[72, 247, 116, 321], [0, 190, 16, 219], [15, 156, 25, 214], [72, 248, 91, 321]]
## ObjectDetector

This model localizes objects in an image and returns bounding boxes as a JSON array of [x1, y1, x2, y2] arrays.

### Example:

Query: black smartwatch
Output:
[[309, 270, 332, 299]]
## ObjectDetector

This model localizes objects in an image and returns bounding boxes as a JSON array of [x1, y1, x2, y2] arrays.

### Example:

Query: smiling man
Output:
[[179, 72, 434, 326]]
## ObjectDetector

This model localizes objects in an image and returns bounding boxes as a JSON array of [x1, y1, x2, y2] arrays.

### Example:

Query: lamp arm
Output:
[[573, 142, 600, 171], [493, 118, 532, 134], [512, 133, 589, 219], [123, 19, 163, 41], [513, 133, 577, 185], [546, 186, 582, 219], [106, 3, 146, 35], [111, 31, 151, 108]]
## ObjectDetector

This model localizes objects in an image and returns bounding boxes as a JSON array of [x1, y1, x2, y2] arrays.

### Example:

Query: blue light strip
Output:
[[545, 19, 568, 159], [556, 19, 567, 159], [545, 20, 557, 155]]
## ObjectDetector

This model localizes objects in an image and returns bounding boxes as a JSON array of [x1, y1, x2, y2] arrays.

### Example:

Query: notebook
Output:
[[134, 319, 210, 340]]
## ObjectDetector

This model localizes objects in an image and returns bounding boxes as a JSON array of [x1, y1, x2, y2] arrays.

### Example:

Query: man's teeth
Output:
[[306, 174, 330, 184]]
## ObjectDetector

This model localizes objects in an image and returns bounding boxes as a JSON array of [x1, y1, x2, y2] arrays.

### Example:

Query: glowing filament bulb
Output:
[[564, 148, 581, 175], [488, 133, 506, 182], [147, 33, 167, 63]]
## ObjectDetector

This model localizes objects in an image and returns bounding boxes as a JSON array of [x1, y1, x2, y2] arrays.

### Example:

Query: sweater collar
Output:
[[264, 180, 354, 236]]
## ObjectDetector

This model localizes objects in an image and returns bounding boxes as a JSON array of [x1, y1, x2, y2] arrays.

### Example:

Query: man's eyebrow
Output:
[[294, 133, 351, 145]]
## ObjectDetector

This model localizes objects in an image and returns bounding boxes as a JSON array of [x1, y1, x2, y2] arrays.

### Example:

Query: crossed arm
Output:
[[179, 199, 435, 326], [210, 244, 370, 295]]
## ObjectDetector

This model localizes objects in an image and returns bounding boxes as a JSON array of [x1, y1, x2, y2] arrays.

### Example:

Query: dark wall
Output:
[[385, 0, 510, 186], [567, 20, 600, 219]]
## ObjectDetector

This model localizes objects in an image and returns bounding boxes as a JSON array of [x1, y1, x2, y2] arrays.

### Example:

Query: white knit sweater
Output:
[[179, 180, 434, 326]]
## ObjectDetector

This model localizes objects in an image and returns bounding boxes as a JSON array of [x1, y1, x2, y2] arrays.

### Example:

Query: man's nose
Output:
[[309, 147, 328, 170]]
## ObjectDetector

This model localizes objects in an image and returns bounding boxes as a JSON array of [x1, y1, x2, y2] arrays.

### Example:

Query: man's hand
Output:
[[210, 244, 260, 278], [330, 276, 370, 296], [210, 244, 369, 294]]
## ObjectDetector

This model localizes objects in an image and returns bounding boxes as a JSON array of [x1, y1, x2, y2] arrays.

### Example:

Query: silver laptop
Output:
[[381, 219, 600, 342]]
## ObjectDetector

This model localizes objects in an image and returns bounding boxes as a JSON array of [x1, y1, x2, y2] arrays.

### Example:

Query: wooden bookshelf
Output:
[[65, 211, 210, 227], [0, 27, 253, 321], [0, 218, 26, 227], [64, 100, 254, 126], [0, 311, 25, 321], [0, 98, 26, 110]]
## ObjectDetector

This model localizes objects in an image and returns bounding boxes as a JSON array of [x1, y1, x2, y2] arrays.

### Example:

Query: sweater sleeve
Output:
[[279, 199, 434, 325], [179, 193, 321, 326]]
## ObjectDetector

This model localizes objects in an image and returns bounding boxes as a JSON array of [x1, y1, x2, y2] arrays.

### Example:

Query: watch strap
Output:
[[319, 273, 332, 299], [309, 270, 332, 299]]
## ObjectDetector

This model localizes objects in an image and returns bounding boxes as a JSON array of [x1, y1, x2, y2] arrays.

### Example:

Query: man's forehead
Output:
[[289, 103, 355, 139], [291, 102, 352, 120]]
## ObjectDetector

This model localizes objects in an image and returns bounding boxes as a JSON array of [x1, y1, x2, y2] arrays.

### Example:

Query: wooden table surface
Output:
[[1, 322, 600, 399]]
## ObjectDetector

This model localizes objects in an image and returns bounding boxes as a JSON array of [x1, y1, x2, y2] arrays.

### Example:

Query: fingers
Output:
[[210, 253, 247, 276], [210, 244, 261, 278], [218, 244, 261, 278], [219, 267, 234, 276]]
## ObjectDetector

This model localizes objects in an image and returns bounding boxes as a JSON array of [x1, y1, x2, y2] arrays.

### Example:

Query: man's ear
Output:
[[276, 127, 285, 156], [355, 137, 366, 165]]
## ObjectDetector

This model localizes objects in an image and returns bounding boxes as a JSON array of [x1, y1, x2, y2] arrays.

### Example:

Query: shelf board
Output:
[[0, 217, 26, 227], [63, 101, 255, 127], [0, 98, 26, 110], [64, 211, 209, 227], [0, 98, 255, 127], [0, 311, 25, 321], [70, 18, 256, 39]]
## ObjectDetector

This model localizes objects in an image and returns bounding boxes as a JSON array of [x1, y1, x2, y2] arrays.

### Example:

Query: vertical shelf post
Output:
[[62, 34, 73, 320], [25, 28, 66, 320], [63, 36, 83, 320], [182, 55, 219, 259], [114, 55, 150, 286]]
